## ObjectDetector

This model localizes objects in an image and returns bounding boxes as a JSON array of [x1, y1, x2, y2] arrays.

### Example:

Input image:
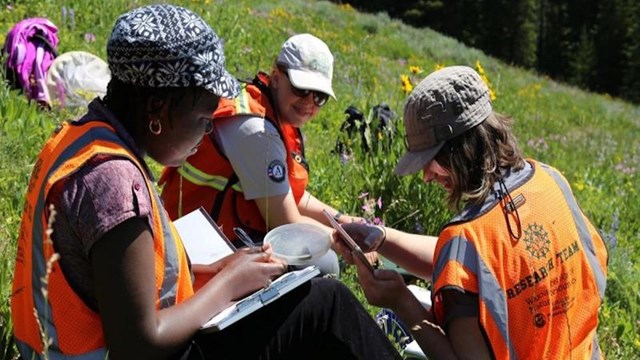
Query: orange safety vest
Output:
[[431, 160, 608, 360], [159, 73, 309, 240], [11, 120, 193, 359]]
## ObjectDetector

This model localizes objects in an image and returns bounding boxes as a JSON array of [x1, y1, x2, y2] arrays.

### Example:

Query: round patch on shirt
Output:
[[267, 160, 286, 183]]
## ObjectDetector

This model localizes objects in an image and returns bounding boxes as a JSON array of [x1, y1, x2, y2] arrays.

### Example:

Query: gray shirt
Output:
[[213, 115, 291, 200]]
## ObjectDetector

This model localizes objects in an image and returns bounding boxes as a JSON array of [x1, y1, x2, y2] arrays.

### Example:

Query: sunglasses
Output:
[[279, 67, 330, 107]]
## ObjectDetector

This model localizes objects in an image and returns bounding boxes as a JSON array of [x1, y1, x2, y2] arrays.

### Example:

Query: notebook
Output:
[[173, 207, 236, 265], [173, 207, 320, 332]]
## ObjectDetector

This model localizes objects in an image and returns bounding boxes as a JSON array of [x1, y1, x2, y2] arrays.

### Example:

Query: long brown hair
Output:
[[435, 112, 525, 211]]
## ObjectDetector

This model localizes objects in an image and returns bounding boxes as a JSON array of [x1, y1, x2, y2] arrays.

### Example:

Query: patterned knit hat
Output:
[[107, 4, 239, 98]]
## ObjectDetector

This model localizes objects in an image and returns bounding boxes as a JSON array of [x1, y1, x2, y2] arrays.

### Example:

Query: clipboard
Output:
[[200, 265, 320, 332], [322, 209, 375, 273], [173, 207, 321, 332]]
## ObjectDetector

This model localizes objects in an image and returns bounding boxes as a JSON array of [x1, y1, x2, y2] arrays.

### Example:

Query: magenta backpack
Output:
[[2, 17, 59, 105]]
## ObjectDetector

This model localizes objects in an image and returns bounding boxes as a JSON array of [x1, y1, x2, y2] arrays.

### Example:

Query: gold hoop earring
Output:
[[149, 120, 162, 135]]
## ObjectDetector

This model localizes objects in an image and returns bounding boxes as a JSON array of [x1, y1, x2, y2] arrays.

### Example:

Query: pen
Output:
[[233, 227, 260, 252]]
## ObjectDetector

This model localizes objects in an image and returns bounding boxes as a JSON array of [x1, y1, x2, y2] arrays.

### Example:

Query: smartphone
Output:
[[322, 209, 375, 273]]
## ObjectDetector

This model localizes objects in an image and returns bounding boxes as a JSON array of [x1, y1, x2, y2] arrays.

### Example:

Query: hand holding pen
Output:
[[233, 227, 261, 252]]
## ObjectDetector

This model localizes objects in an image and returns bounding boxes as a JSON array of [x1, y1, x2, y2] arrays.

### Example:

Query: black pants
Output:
[[183, 278, 401, 360]]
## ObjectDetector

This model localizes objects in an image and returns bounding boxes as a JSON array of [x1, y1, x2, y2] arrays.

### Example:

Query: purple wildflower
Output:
[[68, 8, 75, 30], [55, 79, 66, 108], [549, 134, 567, 145], [414, 217, 425, 234], [601, 211, 619, 249], [614, 162, 635, 175], [527, 137, 549, 152], [612, 211, 619, 232], [340, 152, 353, 165], [84, 32, 96, 43]]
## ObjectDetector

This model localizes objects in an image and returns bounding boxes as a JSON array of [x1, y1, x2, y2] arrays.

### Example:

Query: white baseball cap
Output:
[[276, 33, 335, 99]]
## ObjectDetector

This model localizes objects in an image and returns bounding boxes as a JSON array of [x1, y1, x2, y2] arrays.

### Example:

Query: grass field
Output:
[[1, 0, 639, 358]]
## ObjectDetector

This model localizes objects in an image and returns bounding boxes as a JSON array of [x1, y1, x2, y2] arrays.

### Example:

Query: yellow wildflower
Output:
[[517, 82, 542, 98], [269, 8, 293, 20], [434, 63, 445, 71], [409, 66, 423, 74], [338, 3, 355, 12], [401, 74, 413, 94], [475, 60, 497, 101], [475, 60, 486, 76]]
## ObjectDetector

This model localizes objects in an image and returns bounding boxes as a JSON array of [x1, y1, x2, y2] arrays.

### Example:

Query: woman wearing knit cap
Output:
[[160, 34, 377, 276], [10, 5, 400, 359], [333, 66, 608, 359]]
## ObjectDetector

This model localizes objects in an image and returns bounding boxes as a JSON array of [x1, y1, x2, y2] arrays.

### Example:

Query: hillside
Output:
[[1, 0, 638, 358]]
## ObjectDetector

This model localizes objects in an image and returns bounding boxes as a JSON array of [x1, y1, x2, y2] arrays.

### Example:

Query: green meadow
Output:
[[1, 0, 638, 358]]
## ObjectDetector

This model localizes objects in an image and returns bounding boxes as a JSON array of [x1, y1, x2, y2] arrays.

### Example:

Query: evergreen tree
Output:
[[437, 0, 485, 49], [512, 0, 539, 67], [481, 0, 508, 60], [563, 0, 599, 92], [592, 0, 627, 95], [334, 0, 640, 103], [567, 27, 596, 88], [621, 0, 640, 102], [537, 0, 570, 78]]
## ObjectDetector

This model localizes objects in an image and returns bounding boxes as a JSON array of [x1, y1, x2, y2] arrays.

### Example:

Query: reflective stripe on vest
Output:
[[16, 339, 107, 360], [592, 336, 601, 360], [234, 86, 251, 114], [178, 160, 243, 192], [30, 125, 125, 354], [159, 73, 309, 242], [539, 164, 607, 299], [433, 236, 518, 359], [432, 160, 605, 359], [12, 122, 192, 357], [44, 125, 187, 307], [154, 187, 180, 308]]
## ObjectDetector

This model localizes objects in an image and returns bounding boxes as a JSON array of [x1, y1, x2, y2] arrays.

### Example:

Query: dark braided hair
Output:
[[101, 78, 206, 141]]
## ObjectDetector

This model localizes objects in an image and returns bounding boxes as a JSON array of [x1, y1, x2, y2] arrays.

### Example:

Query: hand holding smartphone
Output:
[[322, 209, 375, 273]]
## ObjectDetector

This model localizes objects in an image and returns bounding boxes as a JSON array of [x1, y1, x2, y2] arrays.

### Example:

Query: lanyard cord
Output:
[[498, 176, 522, 240]]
